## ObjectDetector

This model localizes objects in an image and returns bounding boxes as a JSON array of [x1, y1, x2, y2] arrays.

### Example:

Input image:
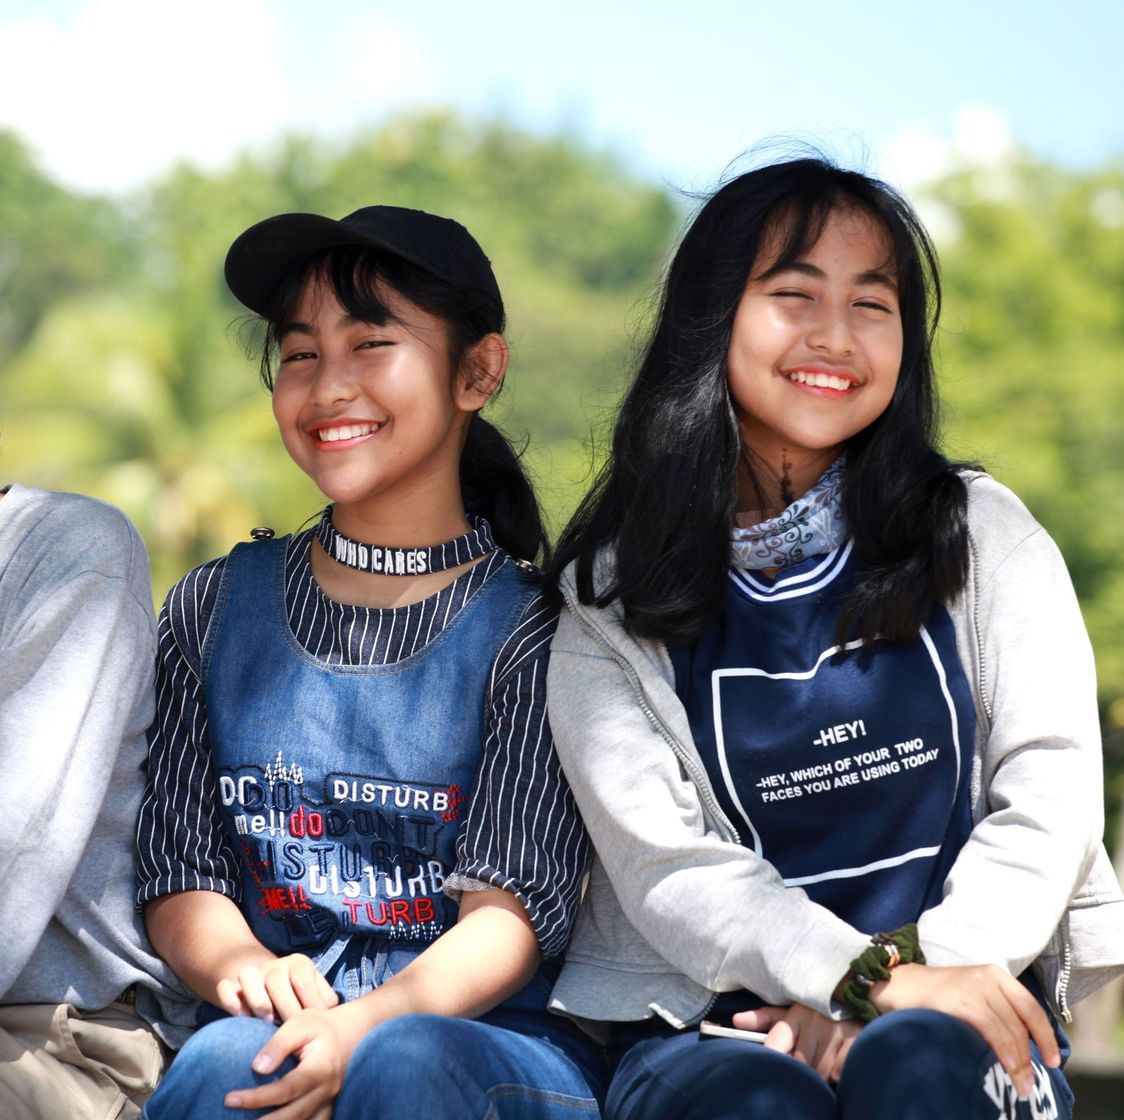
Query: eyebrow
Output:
[[760, 260, 899, 293], [277, 312, 384, 340], [277, 321, 314, 340]]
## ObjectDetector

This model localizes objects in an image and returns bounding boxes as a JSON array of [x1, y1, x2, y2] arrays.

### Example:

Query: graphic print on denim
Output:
[[671, 542, 977, 934], [200, 536, 537, 995]]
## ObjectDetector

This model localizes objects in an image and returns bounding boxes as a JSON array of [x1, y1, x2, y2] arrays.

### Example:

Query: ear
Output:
[[454, 333, 508, 413]]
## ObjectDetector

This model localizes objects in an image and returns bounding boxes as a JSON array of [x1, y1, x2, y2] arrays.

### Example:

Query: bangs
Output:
[[752, 183, 937, 345], [755, 195, 900, 285], [268, 245, 411, 332], [258, 245, 433, 389]]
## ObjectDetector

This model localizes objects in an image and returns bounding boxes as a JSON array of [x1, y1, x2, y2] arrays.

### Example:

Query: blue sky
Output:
[[0, 0, 1120, 194]]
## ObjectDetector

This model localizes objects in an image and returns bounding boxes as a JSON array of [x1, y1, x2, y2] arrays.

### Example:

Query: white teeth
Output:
[[318, 423, 378, 442], [787, 371, 853, 392]]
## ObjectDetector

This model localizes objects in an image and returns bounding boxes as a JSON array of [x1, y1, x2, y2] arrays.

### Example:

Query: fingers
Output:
[[285, 962, 338, 1013], [732, 1006, 787, 1032], [1003, 973, 1060, 1069], [874, 962, 1060, 1101], [764, 1015, 799, 1056], [829, 1029, 858, 1084], [976, 986, 1036, 1100], [938, 966, 1055, 1101], [750, 1004, 858, 1081], [786, 1010, 829, 1073], [236, 965, 278, 1022], [225, 1063, 321, 1114], [249, 1018, 310, 1080], [221, 956, 336, 1026], [984, 970, 1059, 1100], [215, 977, 249, 1017], [264, 969, 304, 1022], [226, 1023, 339, 1120]]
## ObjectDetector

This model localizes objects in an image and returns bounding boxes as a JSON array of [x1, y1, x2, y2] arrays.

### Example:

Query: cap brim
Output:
[[224, 212, 422, 316]]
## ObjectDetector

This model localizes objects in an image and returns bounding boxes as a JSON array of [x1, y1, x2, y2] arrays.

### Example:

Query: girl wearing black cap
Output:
[[136, 207, 605, 1119]]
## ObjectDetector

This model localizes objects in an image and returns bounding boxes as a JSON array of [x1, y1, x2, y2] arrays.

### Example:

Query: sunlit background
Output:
[[2, 0, 1122, 1061]]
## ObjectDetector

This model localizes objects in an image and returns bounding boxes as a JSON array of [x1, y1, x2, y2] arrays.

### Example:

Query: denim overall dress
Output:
[[201, 536, 537, 1002]]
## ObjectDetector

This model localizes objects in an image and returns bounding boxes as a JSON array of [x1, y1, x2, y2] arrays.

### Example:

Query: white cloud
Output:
[[880, 105, 1017, 191], [0, 0, 434, 194], [953, 105, 1015, 166], [876, 106, 1020, 243], [285, 17, 433, 130], [0, 0, 289, 192]]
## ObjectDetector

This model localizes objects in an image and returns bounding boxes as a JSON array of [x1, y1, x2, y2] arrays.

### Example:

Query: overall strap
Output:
[[200, 537, 285, 688]]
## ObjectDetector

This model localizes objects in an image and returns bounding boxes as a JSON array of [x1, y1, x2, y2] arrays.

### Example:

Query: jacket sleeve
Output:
[[548, 603, 870, 1015], [0, 498, 156, 998], [918, 479, 1105, 974]]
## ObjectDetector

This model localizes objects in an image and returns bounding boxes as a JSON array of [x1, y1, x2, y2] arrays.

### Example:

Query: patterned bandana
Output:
[[729, 462, 847, 571], [315, 506, 495, 576]]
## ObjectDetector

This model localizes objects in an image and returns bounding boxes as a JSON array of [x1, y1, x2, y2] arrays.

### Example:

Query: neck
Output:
[[309, 536, 487, 609], [736, 447, 837, 515], [311, 487, 485, 610], [330, 486, 472, 551]]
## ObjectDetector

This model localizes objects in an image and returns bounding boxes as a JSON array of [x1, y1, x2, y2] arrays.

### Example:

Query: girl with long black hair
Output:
[[545, 157, 1124, 1119]]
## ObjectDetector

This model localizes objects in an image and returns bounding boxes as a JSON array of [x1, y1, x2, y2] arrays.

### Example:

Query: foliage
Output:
[[925, 156, 1124, 819], [0, 130, 136, 362], [1, 113, 678, 586], [1, 116, 1122, 826]]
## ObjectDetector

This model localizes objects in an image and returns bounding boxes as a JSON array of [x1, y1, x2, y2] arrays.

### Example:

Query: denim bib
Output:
[[201, 538, 536, 998]]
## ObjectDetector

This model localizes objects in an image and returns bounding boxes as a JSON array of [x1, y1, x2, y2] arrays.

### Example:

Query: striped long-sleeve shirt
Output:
[[135, 529, 588, 958]]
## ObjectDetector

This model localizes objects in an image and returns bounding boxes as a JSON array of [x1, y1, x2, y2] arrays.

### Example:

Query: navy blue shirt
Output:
[[671, 541, 976, 937]]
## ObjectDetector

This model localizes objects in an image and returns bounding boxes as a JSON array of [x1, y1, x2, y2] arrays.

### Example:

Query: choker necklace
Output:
[[315, 507, 495, 576]]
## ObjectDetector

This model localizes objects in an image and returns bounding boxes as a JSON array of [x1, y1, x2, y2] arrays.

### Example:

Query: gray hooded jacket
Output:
[[546, 474, 1124, 1033]]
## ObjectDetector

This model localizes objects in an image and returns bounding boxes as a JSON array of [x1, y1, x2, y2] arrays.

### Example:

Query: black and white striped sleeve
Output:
[[448, 595, 590, 959], [135, 559, 242, 906]]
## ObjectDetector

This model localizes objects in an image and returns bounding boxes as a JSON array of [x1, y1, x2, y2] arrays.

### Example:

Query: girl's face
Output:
[[726, 205, 904, 499], [271, 277, 487, 518]]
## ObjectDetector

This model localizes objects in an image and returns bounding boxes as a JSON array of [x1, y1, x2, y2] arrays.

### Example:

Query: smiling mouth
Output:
[[315, 422, 383, 443], [785, 370, 856, 392]]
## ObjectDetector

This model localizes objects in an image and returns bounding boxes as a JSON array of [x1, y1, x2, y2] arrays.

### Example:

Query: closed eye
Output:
[[281, 349, 317, 363], [355, 339, 393, 351], [854, 299, 894, 313], [771, 289, 812, 300]]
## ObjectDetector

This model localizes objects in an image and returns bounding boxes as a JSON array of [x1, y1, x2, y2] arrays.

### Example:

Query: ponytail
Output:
[[460, 416, 549, 567]]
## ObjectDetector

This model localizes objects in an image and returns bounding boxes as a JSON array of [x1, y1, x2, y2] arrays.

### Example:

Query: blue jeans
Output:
[[145, 1007, 605, 1119], [606, 1009, 1073, 1120]]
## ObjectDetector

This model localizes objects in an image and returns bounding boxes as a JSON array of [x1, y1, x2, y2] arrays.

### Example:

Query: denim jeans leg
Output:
[[606, 1031, 836, 1120], [334, 1011, 605, 1119], [142, 1017, 296, 1120], [838, 1009, 1074, 1120]]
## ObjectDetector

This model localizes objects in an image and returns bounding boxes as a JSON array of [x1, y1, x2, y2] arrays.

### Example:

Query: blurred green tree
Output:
[[927, 155, 1124, 812], [0, 130, 136, 362], [1, 112, 678, 592]]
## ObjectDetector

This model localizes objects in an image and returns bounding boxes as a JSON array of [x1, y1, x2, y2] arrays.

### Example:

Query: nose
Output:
[[805, 300, 856, 357], [310, 348, 359, 405]]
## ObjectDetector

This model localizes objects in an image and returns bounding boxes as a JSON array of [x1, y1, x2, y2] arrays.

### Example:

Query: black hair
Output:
[[548, 157, 970, 646], [258, 243, 548, 565]]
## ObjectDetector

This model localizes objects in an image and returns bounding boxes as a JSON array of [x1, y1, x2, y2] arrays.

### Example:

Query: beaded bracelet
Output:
[[841, 923, 926, 1022]]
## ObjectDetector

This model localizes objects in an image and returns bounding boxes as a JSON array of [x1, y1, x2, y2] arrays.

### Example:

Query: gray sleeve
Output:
[[919, 478, 1105, 974], [0, 494, 157, 997]]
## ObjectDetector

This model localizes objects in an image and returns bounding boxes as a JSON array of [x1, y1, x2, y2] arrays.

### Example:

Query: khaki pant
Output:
[[0, 1001, 166, 1120]]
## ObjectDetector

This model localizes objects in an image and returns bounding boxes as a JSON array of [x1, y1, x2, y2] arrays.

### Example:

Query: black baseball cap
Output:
[[224, 205, 501, 316]]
